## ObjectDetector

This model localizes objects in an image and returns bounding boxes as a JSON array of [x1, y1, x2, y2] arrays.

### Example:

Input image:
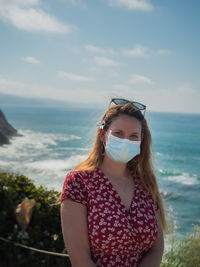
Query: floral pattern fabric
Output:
[[61, 168, 158, 267]]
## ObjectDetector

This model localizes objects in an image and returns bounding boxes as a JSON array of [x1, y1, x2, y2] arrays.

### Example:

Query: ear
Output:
[[99, 128, 106, 145]]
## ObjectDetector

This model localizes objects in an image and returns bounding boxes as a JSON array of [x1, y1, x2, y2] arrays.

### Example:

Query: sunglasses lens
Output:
[[112, 98, 145, 110], [113, 98, 128, 105], [133, 101, 145, 110]]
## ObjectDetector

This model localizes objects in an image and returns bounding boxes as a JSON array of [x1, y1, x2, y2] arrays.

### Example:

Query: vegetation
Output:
[[161, 223, 200, 267], [0, 170, 70, 267], [0, 170, 199, 266]]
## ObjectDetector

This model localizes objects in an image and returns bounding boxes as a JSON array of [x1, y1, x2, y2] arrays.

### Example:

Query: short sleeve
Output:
[[61, 171, 88, 206]]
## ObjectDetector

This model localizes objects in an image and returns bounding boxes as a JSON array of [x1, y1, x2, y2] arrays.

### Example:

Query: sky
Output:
[[0, 0, 200, 113]]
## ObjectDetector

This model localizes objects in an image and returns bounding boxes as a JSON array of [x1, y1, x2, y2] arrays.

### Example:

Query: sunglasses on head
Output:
[[109, 98, 146, 114], [96, 98, 146, 129]]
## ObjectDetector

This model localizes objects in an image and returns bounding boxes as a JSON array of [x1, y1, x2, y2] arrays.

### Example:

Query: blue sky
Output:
[[0, 0, 200, 113]]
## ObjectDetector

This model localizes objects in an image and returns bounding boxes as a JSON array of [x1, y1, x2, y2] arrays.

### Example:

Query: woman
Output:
[[61, 98, 166, 267]]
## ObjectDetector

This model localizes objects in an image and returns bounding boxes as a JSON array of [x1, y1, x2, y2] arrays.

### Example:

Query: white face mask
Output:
[[105, 134, 141, 163]]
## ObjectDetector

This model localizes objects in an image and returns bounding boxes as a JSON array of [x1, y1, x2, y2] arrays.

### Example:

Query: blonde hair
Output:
[[75, 103, 167, 231]]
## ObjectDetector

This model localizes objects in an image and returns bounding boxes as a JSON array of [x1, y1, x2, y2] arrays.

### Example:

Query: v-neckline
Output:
[[96, 167, 137, 215]]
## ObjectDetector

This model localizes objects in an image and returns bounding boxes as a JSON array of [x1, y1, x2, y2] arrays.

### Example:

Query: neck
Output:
[[100, 155, 129, 180]]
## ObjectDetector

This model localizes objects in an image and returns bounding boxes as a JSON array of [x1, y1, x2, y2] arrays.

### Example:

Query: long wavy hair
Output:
[[75, 103, 167, 231]]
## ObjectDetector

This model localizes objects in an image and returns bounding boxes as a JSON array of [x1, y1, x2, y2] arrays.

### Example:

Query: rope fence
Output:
[[0, 236, 69, 257]]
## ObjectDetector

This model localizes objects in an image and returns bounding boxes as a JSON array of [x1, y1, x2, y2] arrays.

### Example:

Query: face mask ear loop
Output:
[[101, 138, 105, 156]]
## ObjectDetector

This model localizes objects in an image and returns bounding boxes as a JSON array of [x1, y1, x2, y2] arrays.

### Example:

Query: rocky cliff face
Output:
[[0, 109, 22, 146]]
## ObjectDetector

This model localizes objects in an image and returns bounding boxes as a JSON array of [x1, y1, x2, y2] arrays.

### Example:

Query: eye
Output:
[[113, 131, 123, 137], [130, 134, 139, 140]]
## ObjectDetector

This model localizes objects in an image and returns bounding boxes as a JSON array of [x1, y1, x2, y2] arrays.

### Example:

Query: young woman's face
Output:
[[105, 114, 143, 142]]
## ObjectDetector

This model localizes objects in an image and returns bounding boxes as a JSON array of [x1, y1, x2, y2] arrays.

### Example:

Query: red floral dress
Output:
[[61, 168, 158, 267]]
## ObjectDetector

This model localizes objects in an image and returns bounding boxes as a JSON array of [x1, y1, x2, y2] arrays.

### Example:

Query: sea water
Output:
[[1, 105, 200, 236]]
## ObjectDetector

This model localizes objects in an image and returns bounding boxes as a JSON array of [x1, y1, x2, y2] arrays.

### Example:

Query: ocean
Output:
[[1, 105, 200, 236]]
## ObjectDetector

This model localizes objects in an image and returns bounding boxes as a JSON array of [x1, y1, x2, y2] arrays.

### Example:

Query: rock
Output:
[[15, 198, 36, 232], [0, 109, 22, 146]]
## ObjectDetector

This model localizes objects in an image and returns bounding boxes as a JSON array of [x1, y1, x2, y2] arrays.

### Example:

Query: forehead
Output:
[[109, 114, 142, 132]]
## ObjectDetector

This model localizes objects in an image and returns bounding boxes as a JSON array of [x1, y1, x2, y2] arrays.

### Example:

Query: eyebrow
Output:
[[112, 129, 140, 134]]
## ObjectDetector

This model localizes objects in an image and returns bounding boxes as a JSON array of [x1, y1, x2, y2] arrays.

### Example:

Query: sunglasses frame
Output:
[[109, 98, 146, 116]]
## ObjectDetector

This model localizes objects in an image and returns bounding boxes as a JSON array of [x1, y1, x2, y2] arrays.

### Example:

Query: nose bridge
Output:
[[124, 131, 132, 140], [124, 134, 130, 140], [123, 127, 135, 140]]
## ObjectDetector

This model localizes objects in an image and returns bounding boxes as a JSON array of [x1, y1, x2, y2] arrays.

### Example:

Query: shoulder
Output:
[[61, 168, 101, 204], [61, 170, 95, 204], [65, 170, 85, 181], [64, 169, 96, 182], [63, 168, 100, 188]]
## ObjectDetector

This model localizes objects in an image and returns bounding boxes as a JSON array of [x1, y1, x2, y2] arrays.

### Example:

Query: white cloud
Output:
[[123, 45, 175, 57], [1, 0, 40, 5], [123, 45, 148, 57], [143, 83, 200, 113], [22, 56, 40, 64], [0, 75, 200, 113], [109, 70, 119, 77], [129, 74, 153, 85], [85, 45, 116, 55], [173, 83, 196, 95], [0, 75, 105, 106], [0, 1, 75, 33], [59, 0, 86, 8], [0, 75, 26, 88], [86, 44, 173, 59], [95, 56, 120, 67], [58, 71, 95, 82], [67, 0, 82, 4], [108, 0, 153, 11], [157, 49, 174, 55], [88, 67, 101, 73], [85, 45, 101, 53], [0, 75, 63, 101]]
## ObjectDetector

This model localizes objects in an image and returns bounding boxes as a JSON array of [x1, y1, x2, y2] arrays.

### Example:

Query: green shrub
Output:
[[0, 170, 71, 267]]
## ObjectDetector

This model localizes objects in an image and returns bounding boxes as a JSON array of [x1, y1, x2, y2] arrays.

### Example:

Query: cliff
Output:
[[0, 109, 22, 146]]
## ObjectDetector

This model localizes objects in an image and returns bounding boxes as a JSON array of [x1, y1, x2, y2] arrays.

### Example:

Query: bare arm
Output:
[[60, 199, 96, 267], [138, 212, 164, 267]]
